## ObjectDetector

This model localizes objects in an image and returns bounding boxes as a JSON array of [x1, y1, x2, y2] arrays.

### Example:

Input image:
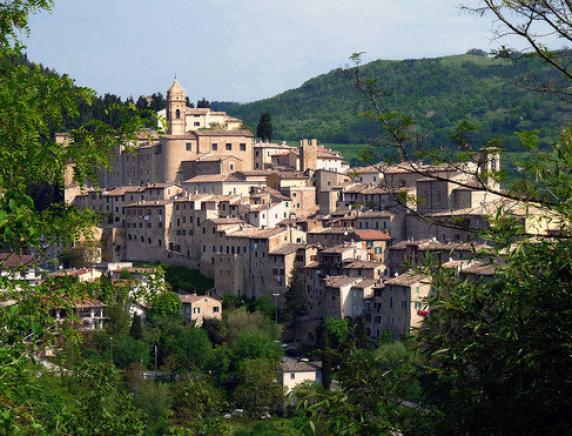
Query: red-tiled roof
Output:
[[384, 272, 431, 287], [353, 229, 392, 241], [178, 294, 221, 304], [0, 253, 35, 268]]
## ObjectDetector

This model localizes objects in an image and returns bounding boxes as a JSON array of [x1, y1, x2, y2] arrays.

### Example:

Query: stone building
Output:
[[179, 294, 222, 326], [324, 276, 377, 321], [124, 200, 173, 263], [367, 272, 431, 339], [96, 81, 254, 187], [212, 226, 307, 299], [388, 239, 492, 274], [280, 361, 323, 393], [254, 141, 295, 170]]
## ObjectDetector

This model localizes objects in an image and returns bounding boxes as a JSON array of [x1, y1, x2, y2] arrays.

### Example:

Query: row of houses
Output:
[[65, 150, 559, 341]]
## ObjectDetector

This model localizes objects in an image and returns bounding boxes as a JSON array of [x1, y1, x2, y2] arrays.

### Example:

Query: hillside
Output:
[[220, 53, 572, 158]]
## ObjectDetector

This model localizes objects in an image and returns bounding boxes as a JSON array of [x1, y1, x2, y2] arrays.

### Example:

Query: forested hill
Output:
[[219, 52, 572, 151]]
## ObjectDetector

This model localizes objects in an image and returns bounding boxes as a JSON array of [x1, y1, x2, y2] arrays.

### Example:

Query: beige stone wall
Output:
[[316, 170, 351, 192], [196, 135, 253, 171], [317, 191, 338, 215], [374, 281, 431, 338], [282, 369, 320, 393], [288, 187, 318, 218], [181, 297, 222, 326], [124, 203, 172, 262], [405, 214, 488, 243], [300, 139, 318, 171]]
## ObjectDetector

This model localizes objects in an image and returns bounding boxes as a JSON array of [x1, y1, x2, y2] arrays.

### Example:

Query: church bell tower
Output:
[[167, 79, 187, 135]]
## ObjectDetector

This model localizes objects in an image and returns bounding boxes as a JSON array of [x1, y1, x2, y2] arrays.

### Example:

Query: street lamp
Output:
[[272, 293, 280, 326]]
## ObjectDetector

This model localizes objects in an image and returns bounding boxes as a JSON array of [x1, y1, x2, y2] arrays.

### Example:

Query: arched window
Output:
[[176, 109, 181, 119]]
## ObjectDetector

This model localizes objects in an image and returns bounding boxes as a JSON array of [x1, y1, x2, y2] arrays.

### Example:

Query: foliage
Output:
[[132, 381, 174, 434], [221, 292, 241, 310], [416, 236, 572, 434], [297, 342, 421, 435], [105, 302, 132, 336], [233, 418, 303, 436], [163, 264, 214, 294], [202, 317, 228, 345], [233, 358, 284, 416], [69, 361, 146, 434], [150, 291, 182, 319], [284, 270, 308, 339], [225, 306, 265, 342], [227, 53, 572, 153], [132, 262, 213, 294], [231, 330, 283, 361], [197, 97, 210, 109], [112, 335, 150, 369], [324, 317, 349, 347], [130, 313, 144, 340], [246, 295, 276, 320], [163, 326, 214, 372], [172, 374, 227, 422], [256, 112, 273, 142]]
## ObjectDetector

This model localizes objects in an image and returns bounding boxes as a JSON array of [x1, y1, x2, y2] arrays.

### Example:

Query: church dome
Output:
[[167, 79, 185, 99]]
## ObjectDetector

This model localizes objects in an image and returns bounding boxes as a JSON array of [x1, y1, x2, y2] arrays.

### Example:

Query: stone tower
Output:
[[167, 79, 187, 135], [476, 147, 501, 191], [300, 138, 318, 172]]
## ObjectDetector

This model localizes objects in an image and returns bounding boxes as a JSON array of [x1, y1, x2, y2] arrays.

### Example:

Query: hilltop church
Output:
[[97, 80, 255, 187]]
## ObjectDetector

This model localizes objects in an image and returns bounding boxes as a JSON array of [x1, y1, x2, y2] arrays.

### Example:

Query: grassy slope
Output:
[[133, 262, 213, 294]]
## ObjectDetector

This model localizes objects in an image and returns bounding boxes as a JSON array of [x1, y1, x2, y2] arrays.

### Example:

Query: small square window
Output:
[[186, 142, 192, 151], [212, 143, 218, 151], [240, 143, 246, 151], [226, 143, 232, 151], [290, 373, 295, 380]]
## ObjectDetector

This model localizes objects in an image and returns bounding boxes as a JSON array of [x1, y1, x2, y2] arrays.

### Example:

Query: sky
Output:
[[23, 0, 562, 103]]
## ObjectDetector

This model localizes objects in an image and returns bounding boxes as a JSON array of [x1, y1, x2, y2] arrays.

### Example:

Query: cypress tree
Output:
[[129, 314, 143, 340], [256, 112, 273, 142]]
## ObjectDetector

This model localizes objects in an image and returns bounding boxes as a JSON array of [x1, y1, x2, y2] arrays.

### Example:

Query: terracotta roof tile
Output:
[[353, 229, 392, 241], [0, 253, 35, 268], [281, 361, 322, 372], [384, 272, 431, 287], [178, 294, 221, 304]]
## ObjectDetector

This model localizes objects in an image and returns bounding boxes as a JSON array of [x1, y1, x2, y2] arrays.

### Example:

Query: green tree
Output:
[[132, 381, 173, 434], [197, 97, 210, 109], [149, 291, 182, 320], [231, 330, 282, 361], [105, 303, 131, 336], [202, 317, 228, 345], [284, 270, 308, 340], [416, 234, 572, 434], [173, 373, 227, 421], [233, 358, 283, 416], [0, 3, 147, 431], [297, 341, 422, 435], [70, 361, 146, 434], [256, 112, 273, 142], [221, 292, 241, 310], [163, 326, 214, 372], [130, 313, 144, 340], [112, 335, 150, 369]]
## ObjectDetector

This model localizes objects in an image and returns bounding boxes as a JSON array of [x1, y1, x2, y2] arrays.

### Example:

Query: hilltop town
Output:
[[2, 0, 571, 433], [57, 80, 559, 345]]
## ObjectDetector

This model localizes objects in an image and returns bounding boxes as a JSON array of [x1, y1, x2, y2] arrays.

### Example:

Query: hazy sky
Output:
[[23, 0, 556, 103]]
